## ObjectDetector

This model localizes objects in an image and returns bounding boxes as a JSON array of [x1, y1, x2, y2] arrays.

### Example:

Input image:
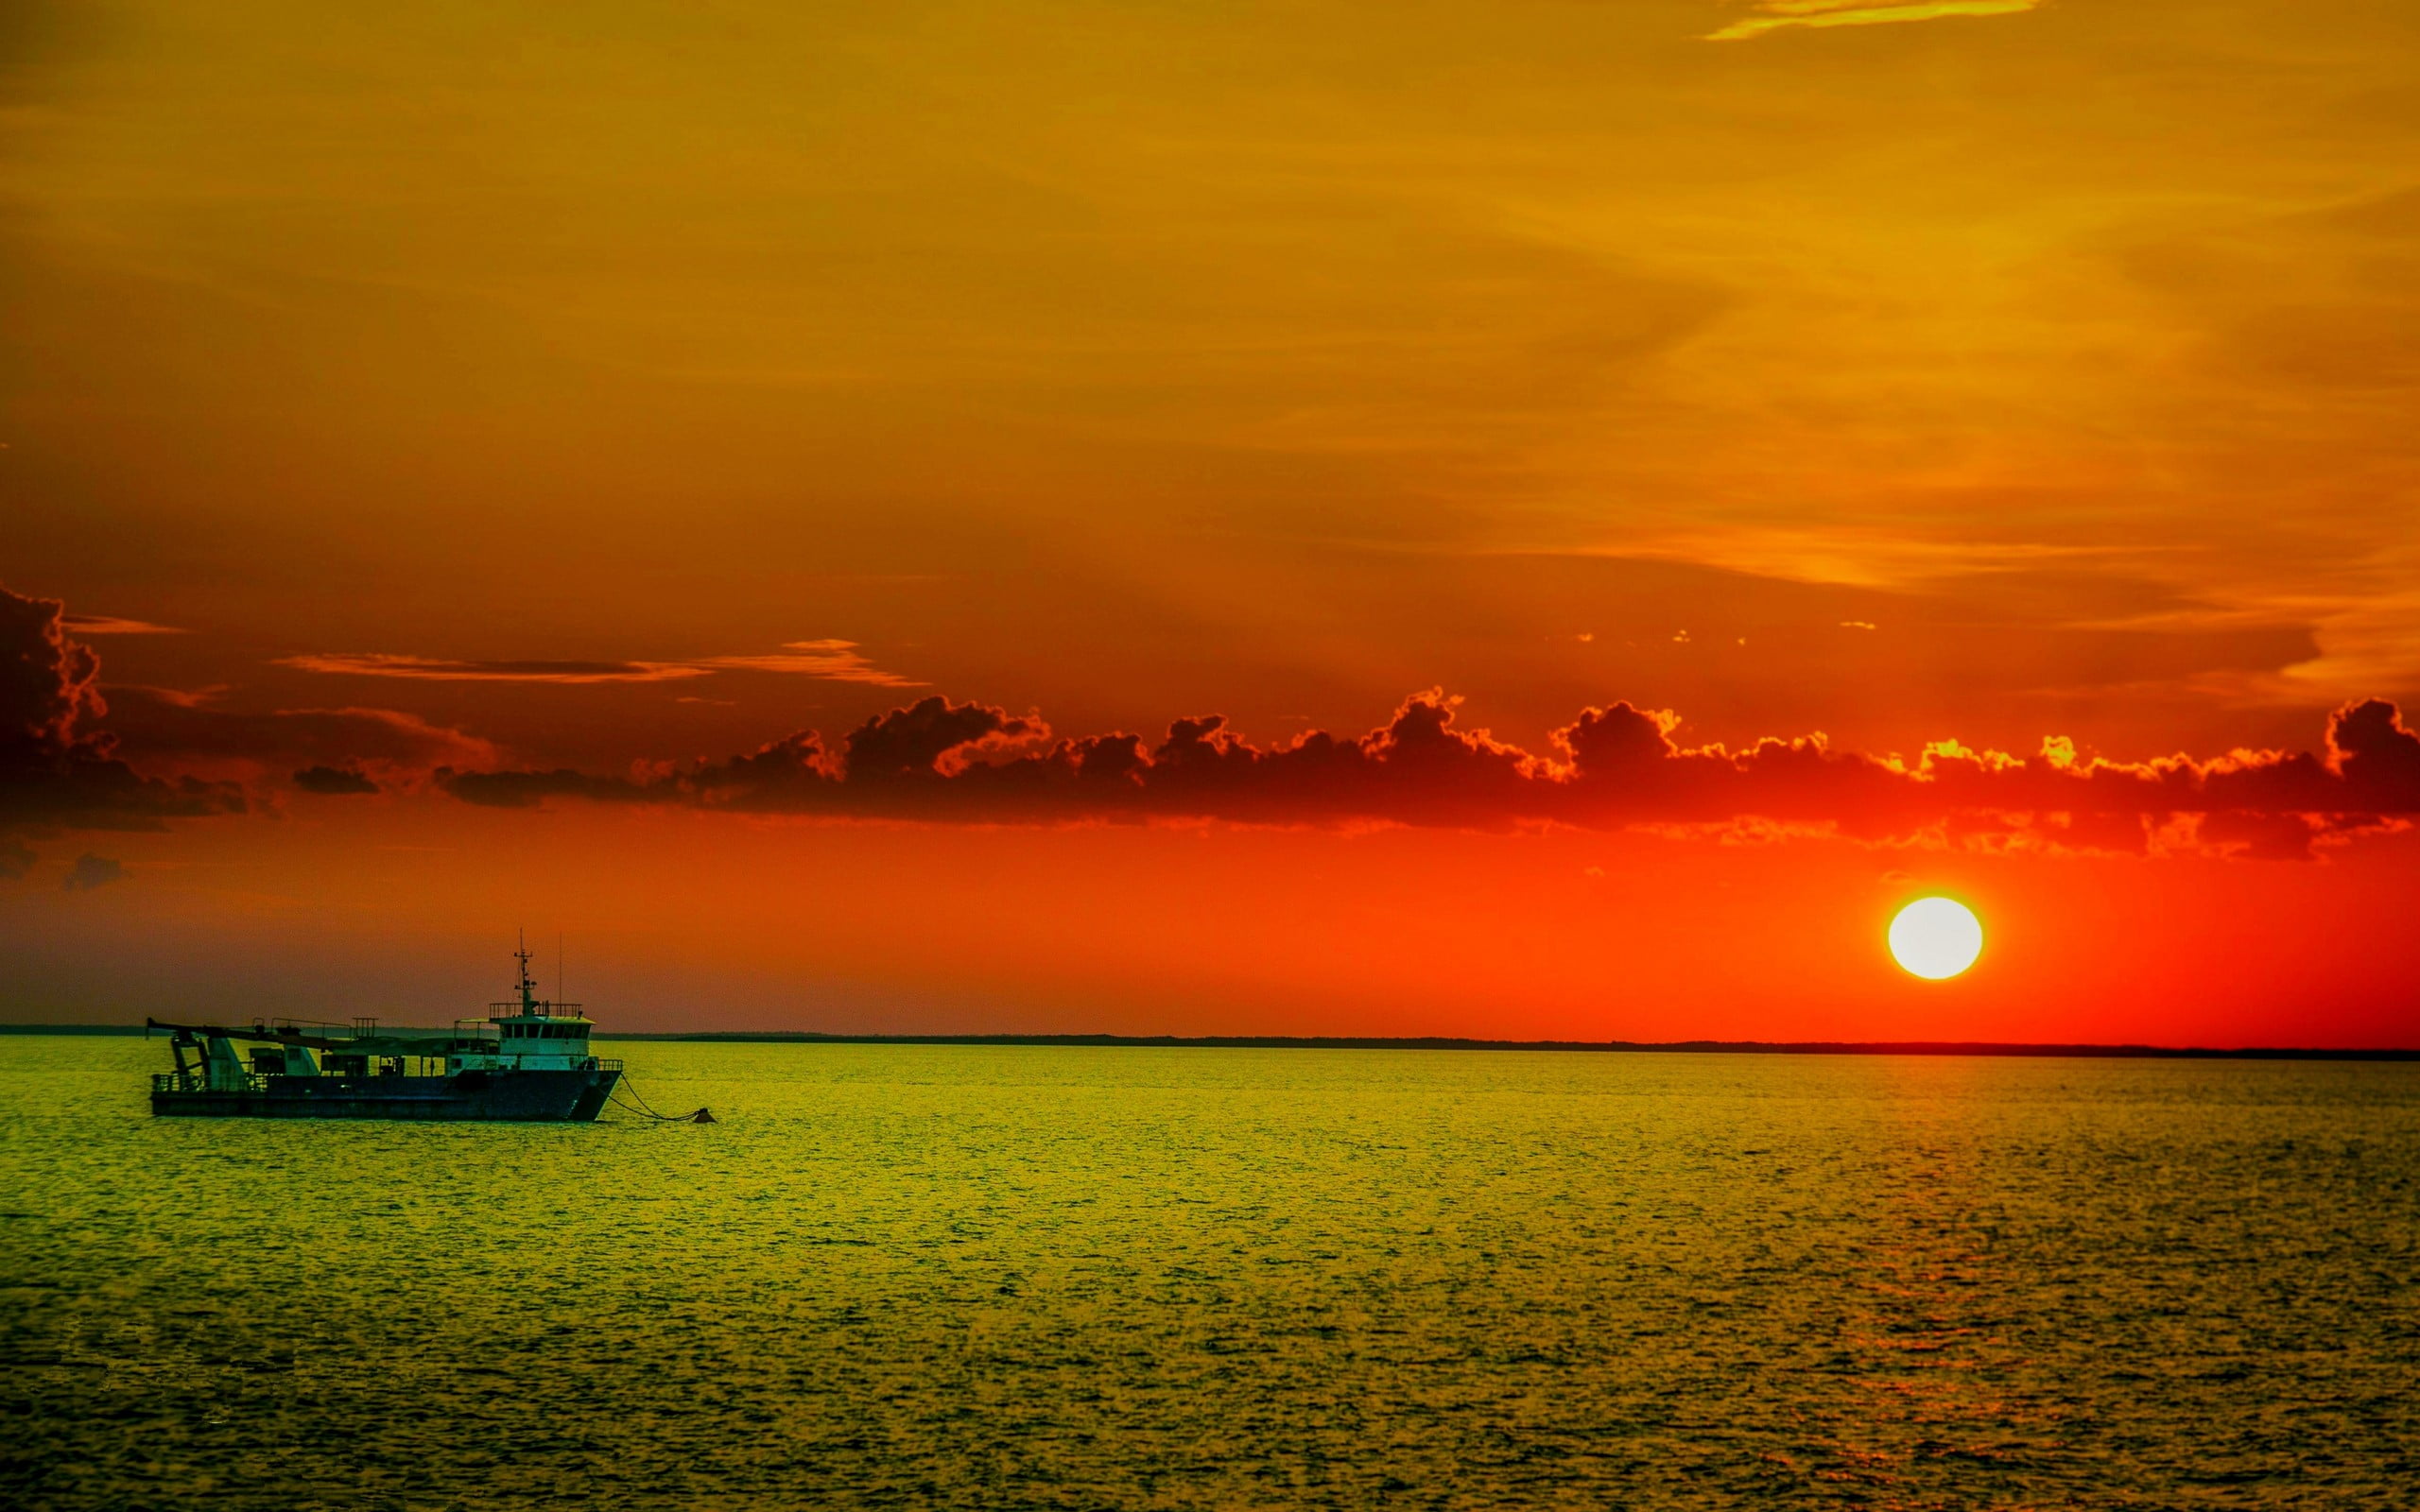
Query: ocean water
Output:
[[2, 1038, 2414, 1510]]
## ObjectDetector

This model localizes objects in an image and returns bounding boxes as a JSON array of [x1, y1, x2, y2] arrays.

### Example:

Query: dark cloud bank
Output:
[[9, 582, 2419, 860], [444, 691, 2420, 861], [1, 584, 241, 833]]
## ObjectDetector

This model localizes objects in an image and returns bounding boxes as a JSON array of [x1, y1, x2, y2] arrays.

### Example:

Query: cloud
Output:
[[61, 852, 124, 891], [440, 767, 662, 810], [98, 690, 498, 790], [0, 838, 32, 878], [274, 654, 709, 683], [275, 640, 921, 687], [123, 684, 227, 710], [2194, 811, 2319, 863], [60, 614, 185, 635], [691, 642, 925, 687], [843, 696, 1046, 779], [4, 584, 105, 752], [292, 765, 380, 795], [1706, 0, 2041, 43], [2, 583, 244, 833], [431, 687, 2420, 859]]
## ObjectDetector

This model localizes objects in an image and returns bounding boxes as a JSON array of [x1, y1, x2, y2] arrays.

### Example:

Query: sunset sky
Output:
[[6, 0, 2418, 1044]]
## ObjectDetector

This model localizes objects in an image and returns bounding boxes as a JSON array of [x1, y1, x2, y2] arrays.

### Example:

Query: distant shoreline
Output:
[[4, 1023, 2413, 1059]]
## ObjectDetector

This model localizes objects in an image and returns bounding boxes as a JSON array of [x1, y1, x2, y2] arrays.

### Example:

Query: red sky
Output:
[[5, 0, 2418, 1044]]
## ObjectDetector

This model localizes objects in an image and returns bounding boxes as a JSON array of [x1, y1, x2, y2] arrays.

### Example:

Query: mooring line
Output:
[[609, 1073, 715, 1124]]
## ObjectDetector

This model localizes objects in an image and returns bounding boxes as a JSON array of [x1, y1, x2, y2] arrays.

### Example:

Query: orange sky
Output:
[[5, 1, 2418, 1042]]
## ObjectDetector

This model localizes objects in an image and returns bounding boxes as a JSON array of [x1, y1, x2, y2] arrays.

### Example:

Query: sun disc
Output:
[[1888, 897, 1982, 980]]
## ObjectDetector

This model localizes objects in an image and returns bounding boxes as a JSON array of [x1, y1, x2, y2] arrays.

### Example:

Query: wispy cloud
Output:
[[1547, 528, 2119, 592], [62, 614, 186, 635], [691, 642, 925, 686], [275, 641, 922, 688], [275, 654, 714, 684], [1706, 0, 2040, 43], [113, 683, 228, 710], [101, 692, 503, 778]]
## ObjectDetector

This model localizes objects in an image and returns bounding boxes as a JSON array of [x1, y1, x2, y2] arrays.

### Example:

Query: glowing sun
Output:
[[1889, 897, 1983, 980]]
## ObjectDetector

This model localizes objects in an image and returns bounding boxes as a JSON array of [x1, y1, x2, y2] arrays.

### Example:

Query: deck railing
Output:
[[152, 1071, 266, 1095], [155, 1064, 623, 1093]]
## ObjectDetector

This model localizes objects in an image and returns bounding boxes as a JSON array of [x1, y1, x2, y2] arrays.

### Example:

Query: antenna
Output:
[[513, 927, 538, 1013], [558, 932, 564, 1008]]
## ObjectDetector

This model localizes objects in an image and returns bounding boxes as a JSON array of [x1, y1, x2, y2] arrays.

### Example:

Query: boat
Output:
[[146, 939, 622, 1121]]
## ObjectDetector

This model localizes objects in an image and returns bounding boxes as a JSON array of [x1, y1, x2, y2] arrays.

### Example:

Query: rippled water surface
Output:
[[4, 1038, 2416, 1509]]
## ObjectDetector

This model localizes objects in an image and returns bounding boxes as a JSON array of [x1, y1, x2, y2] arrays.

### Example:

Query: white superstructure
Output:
[[443, 939, 599, 1074]]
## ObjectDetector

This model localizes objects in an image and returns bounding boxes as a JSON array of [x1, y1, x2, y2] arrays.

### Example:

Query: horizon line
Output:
[[6, 1024, 2414, 1060]]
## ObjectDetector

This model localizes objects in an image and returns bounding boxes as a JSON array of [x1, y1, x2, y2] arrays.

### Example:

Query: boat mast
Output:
[[515, 929, 540, 1014]]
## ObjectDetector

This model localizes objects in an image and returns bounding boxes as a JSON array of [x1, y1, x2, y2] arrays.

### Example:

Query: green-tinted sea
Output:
[[3, 1038, 2415, 1509]]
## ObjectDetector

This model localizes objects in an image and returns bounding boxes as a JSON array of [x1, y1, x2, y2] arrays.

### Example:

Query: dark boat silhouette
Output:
[[147, 938, 621, 1121]]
